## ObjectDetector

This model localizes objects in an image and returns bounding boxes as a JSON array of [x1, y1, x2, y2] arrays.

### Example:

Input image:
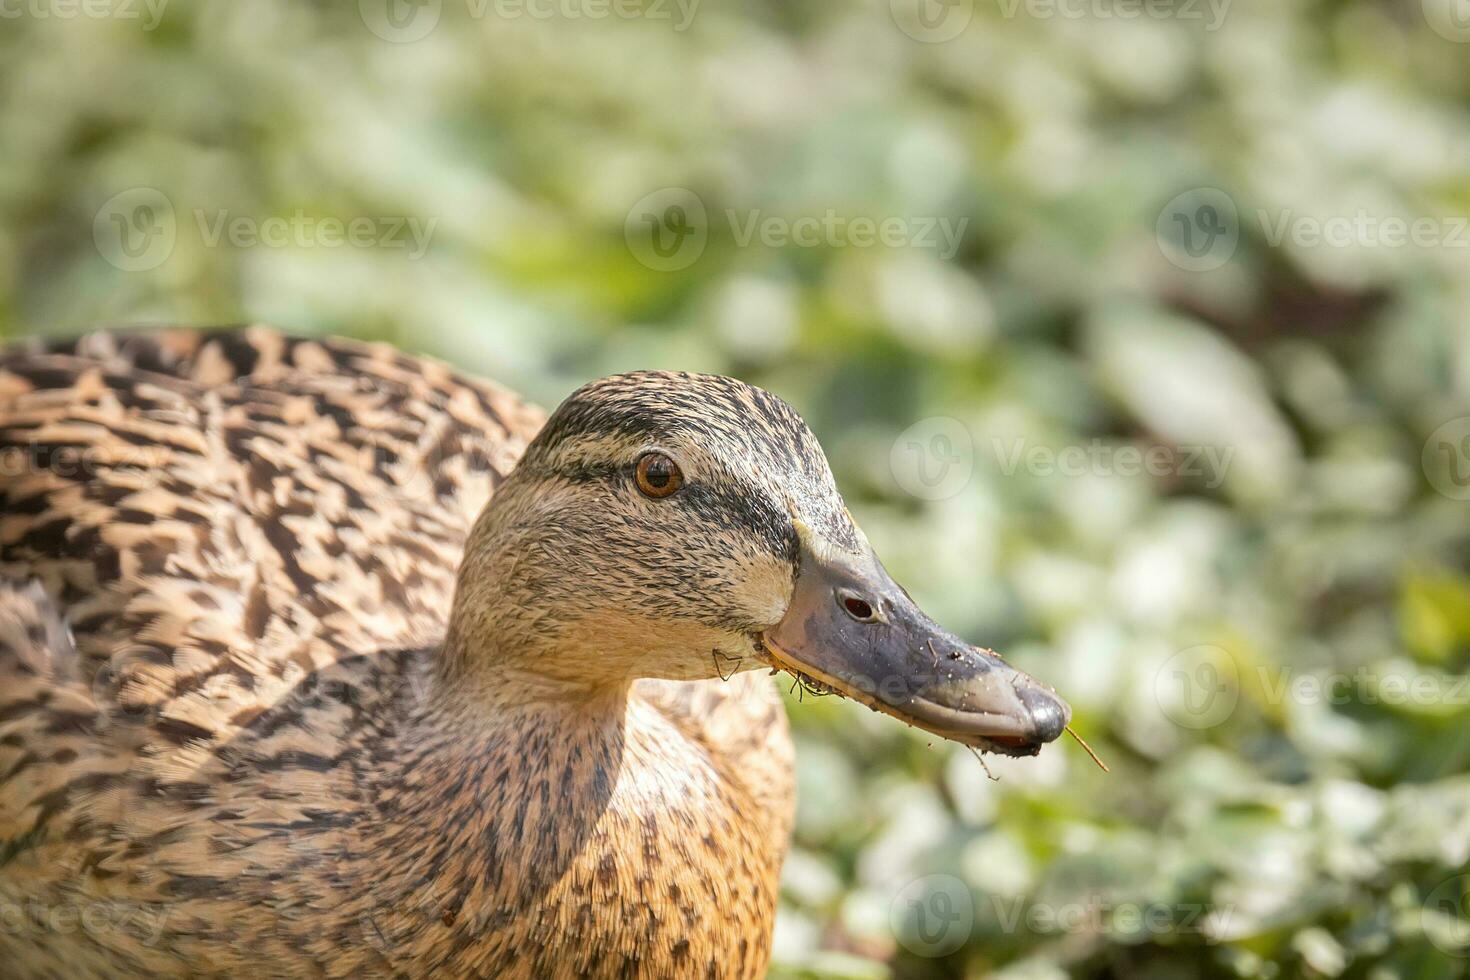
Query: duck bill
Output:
[[760, 524, 1070, 757]]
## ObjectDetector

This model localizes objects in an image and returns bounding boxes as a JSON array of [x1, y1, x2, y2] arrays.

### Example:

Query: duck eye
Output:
[[634, 452, 683, 499]]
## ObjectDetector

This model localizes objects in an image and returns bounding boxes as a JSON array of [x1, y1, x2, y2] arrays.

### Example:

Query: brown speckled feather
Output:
[[0, 327, 794, 979]]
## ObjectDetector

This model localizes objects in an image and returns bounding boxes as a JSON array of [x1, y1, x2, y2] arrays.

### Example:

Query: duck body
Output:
[[0, 328, 792, 978]]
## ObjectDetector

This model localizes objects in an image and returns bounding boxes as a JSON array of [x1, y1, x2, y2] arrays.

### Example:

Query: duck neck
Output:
[[366, 670, 633, 938], [440, 470, 681, 693], [439, 596, 636, 702], [436, 639, 633, 709]]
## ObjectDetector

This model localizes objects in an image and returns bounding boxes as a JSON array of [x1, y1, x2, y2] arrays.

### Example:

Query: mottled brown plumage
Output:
[[0, 327, 795, 978], [0, 326, 1070, 979]]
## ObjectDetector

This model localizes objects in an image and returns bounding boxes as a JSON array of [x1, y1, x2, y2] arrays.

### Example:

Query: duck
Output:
[[0, 326, 1071, 979]]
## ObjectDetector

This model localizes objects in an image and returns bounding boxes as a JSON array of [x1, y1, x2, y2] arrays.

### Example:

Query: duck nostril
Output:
[[839, 592, 877, 623]]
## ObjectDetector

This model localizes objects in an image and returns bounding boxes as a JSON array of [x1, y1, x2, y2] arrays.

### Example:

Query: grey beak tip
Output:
[[1019, 686, 1070, 743]]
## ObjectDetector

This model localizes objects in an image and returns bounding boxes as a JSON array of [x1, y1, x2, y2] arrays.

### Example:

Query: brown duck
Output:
[[0, 327, 1070, 978]]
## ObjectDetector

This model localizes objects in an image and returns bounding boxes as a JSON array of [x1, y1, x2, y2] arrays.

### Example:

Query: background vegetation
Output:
[[2, 0, 1469, 976]]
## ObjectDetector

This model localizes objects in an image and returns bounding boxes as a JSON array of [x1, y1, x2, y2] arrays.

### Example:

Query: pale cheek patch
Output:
[[723, 549, 794, 628]]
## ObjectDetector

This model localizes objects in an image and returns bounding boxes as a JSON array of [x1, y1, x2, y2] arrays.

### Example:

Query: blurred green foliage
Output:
[[2, 0, 1470, 976]]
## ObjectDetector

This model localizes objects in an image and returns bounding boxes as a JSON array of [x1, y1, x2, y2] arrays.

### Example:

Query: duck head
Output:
[[448, 371, 1069, 757]]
